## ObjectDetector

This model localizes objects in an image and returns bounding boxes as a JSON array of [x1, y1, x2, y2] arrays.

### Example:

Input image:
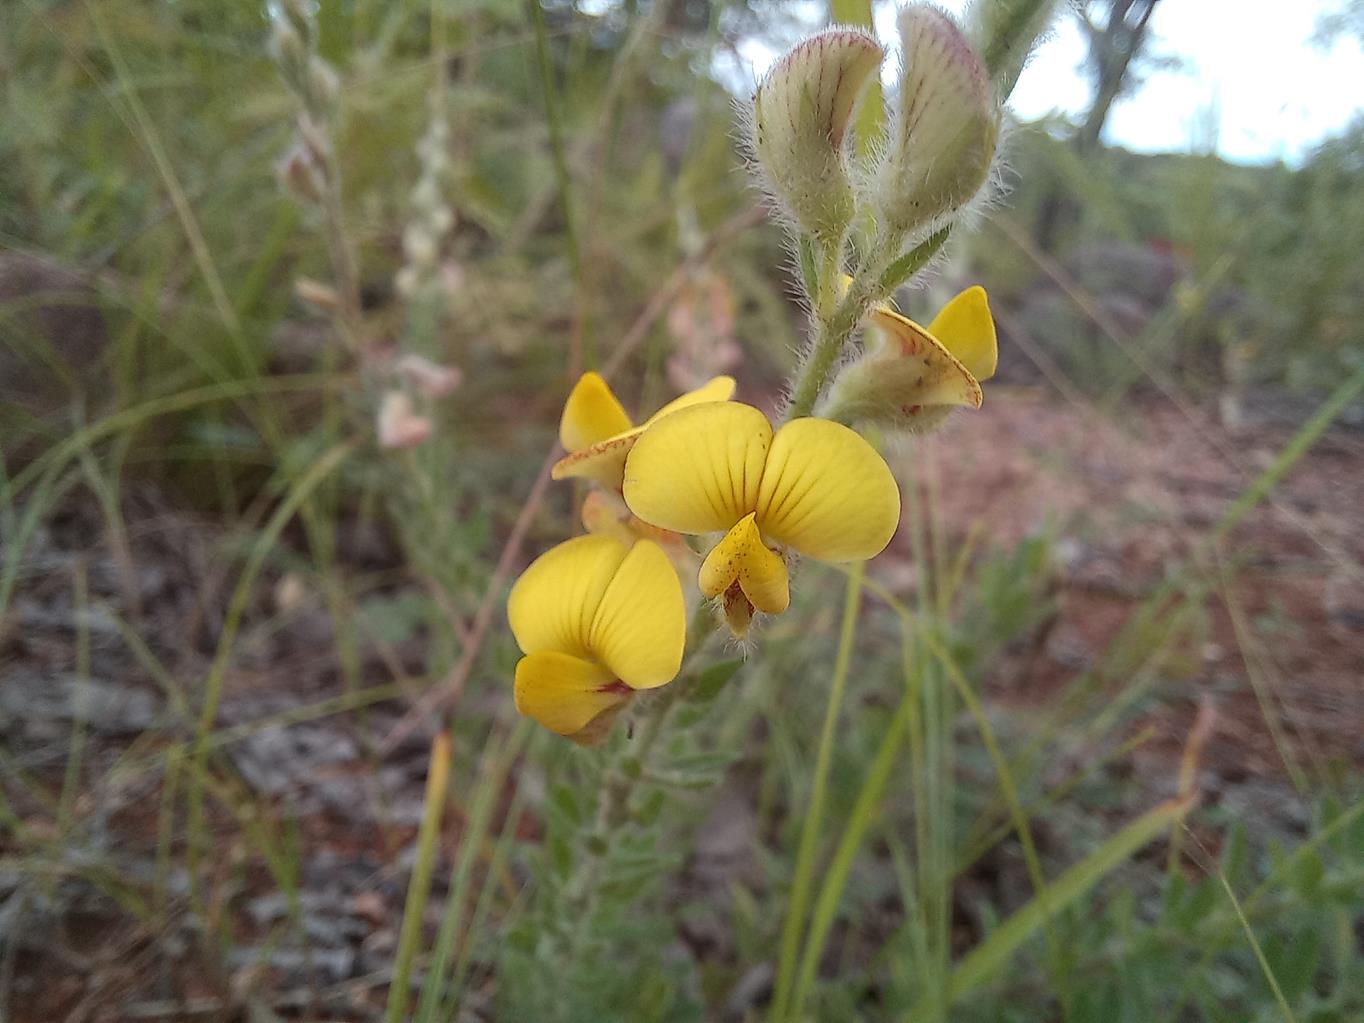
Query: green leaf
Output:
[[876, 226, 951, 294], [1267, 926, 1321, 1003], [1290, 847, 1325, 901], [1222, 821, 1250, 890], [936, 795, 1193, 1008], [689, 659, 743, 703], [633, 789, 665, 827], [550, 784, 583, 826], [550, 834, 573, 880]]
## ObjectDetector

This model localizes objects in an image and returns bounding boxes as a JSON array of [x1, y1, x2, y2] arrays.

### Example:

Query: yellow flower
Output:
[[823, 286, 998, 433], [580, 489, 697, 579], [507, 535, 686, 744], [552, 371, 736, 490], [622, 403, 900, 635]]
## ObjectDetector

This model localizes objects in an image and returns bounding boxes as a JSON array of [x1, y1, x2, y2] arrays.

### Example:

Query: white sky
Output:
[[728, 0, 1364, 165]]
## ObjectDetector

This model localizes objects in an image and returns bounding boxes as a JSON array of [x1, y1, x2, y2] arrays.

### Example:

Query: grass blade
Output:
[[387, 731, 454, 1023], [771, 563, 864, 1021], [932, 793, 1195, 1010]]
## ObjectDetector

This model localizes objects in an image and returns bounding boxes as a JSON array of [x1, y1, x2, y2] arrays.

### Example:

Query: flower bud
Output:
[[750, 29, 885, 245], [874, 5, 999, 236]]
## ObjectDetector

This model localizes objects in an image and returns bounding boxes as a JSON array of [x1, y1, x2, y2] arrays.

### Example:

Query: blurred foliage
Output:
[[977, 116, 1364, 397]]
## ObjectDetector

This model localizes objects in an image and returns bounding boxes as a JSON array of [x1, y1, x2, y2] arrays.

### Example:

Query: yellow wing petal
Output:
[[559, 372, 633, 453], [643, 375, 738, 426], [514, 650, 629, 738], [507, 535, 628, 658], [756, 418, 900, 562], [550, 427, 643, 490], [589, 540, 686, 689], [926, 286, 997, 382], [623, 402, 773, 535], [699, 513, 790, 614]]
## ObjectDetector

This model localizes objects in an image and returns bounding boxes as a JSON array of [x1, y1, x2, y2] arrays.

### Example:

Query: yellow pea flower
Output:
[[622, 402, 900, 635], [507, 535, 686, 744], [580, 489, 698, 579], [552, 371, 736, 490], [823, 285, 998, 433]]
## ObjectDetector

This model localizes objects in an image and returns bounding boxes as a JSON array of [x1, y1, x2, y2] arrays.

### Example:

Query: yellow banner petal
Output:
[[623, 402, 773, 535], [589, 540, 686, 689], [559, 372, 633, 453], [643, 375, 737, 427], [699, 513, 790, 613], [507, 535, 628, 658], [514, 650, 629, 737], [927, 285, 997, 382], [756, 418, 900, 562]]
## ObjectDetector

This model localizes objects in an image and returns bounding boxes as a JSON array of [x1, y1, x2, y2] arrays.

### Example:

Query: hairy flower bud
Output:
[[874, 5, 999, 236], [750, 29, 885, 245]]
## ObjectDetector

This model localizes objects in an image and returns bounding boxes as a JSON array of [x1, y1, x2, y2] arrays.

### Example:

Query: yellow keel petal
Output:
[[513, 651, 629, 738], [699, 513, 789, 614]]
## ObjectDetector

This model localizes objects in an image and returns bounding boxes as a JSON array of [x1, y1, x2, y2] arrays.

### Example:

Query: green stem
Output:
[[771, 563, 865, 1019], [562, 680, 685, 954], [785, 227, 948, 420], [786, 270, 878, 420]]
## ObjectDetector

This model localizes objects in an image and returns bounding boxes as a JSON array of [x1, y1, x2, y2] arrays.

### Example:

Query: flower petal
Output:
[[756, 418, 900, 562], [507, 535, 628, 658], [514, 650, 629, 737], [559, 372, 632, 453], [623, 402, 773, 535], [643, 375, 737, 426], [699, 513, 790, 614], [589, 540, 686, 689], [927, 286, 997, 382], [550, 428, 642, 489], [869, 306, 983, 408]]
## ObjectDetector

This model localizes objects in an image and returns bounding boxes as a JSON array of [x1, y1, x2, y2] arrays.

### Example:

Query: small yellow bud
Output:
[[750, 29, 885, 245], [875, 5, 999, 236]]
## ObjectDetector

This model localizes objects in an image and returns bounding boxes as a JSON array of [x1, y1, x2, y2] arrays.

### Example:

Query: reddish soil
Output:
[[893, 387, 1364, 776]]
